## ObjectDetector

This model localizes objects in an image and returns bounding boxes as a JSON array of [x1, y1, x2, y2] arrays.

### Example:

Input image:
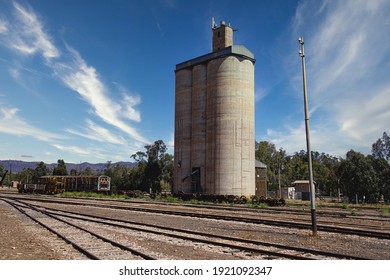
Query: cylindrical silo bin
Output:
[[174, 21, 256, 197], [191, 64, 207, 193], [174, 69, 192, 193], [206, 56, 255, 196]]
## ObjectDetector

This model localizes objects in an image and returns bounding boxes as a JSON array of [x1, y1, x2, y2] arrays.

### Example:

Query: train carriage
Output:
[[37, 176, 65, 194], [97, 176, 111, 192], [18, 175, 112, 194]]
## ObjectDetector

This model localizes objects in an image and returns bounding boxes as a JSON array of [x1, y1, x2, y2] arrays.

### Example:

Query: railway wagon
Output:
[[18, 177, 65, 194], [20, 183, 47, 194], [18, 176, 111, 194], [40, 175, 111, 193], [37, 176, 65, 194]]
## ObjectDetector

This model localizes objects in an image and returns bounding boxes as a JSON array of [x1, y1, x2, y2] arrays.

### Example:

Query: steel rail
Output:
[[3, 193, 389, 222], [23, 201, 369, 260], [3, 199, 99, 260], [1, 198, 155, 260], [3, 194, 390, 240]]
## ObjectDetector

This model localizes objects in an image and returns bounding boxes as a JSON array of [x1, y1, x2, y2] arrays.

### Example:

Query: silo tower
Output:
[[174, 19, 255, 196]]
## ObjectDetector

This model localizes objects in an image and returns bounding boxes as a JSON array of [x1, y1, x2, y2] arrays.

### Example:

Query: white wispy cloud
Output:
[[8, 67, 20, 80], [50, 144, 91, 156], [66, 119, 127, 145], [54, 46, 148, 144], [9, 2, 60, 60], [255, 87, 267, 103], [51, 142, 141, 162], [0, 106, 62, 142], [167, 131, 174, 150], [113, 82, 142, 122], [264, 121, 350, 157], [0, 1, 149, 160], [267, 0, 390, 156], [0, 19, 8, 34]]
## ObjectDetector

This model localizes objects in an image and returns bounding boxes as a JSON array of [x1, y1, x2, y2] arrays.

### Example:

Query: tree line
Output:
[[1, 132, 389, 203], [255, 132, 390, 203], [0, 140, 174, 194]]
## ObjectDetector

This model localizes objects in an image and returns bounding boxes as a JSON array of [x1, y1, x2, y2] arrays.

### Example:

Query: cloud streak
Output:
[[266, 0, 390, 156], [0, 106, 63, 142], [53, 46, 148, 144], [308, 0, 390, 148], [50, 144, 91, 156], [0, 1, 149, 160], [0, 19, 8, 34], [66, 119, 127, 145], [9, 2, 60, 60]]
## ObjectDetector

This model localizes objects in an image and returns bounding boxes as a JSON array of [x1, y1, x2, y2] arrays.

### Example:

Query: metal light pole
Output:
[[298, 36, 317, 235]]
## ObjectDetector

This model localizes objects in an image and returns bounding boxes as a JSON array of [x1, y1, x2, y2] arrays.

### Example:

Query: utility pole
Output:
[[298, 36, 317, 235]]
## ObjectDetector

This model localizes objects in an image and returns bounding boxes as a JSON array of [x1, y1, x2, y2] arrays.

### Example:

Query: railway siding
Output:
[[1, 192, 390, 259]]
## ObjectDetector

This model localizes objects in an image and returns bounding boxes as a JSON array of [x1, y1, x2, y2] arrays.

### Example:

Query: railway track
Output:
[[7, 194, 389, 240], [4, 192, 388, 223], [2, 198, 155, 260], [2, 197, 369, 260], [62, 194, 390, 221]]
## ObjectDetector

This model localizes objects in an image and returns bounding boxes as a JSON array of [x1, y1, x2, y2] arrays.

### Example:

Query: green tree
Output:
[[371, 132, 390, 202], [372, 131, 390, 162], [337, 150, 379, 203], [371, 156, 390, 202], [0, 163, 6, 185], [129, 140, 173, 193], [80, 167, 94, 176], [53, 159, 68, 176], [131, 151, 147, 163], [144, 140, 167, 193], [69, 169, 78, 176], [32, 161, 49, 183], [0, 163, 4, 179], [311, 152, 340, 197], [103, 161, 113, 177], [107, 164, 132, 191], [160, 153, 174, 191], [18, 168, 35, 184], [125, 162, 147, 191], [255, 141, 286, 191], [284, 150, 308, 182]]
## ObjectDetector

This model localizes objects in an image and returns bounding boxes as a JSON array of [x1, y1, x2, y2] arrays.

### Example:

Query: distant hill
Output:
[[0, 160, 136, 174]]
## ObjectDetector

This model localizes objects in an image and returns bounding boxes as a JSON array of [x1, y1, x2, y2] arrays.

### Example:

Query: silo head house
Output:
[[174, 19, 255, 196]]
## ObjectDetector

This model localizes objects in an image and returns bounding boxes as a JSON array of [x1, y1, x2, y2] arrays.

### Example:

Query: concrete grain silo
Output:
[[174, 20, 255, 196]]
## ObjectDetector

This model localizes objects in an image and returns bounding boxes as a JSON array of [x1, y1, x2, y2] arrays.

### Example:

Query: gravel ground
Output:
[[0, 200, 84, 260], [1, 194, 390, 260], [47, 203, 390, 259]]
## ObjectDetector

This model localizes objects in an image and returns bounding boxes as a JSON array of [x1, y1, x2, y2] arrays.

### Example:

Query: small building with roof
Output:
[[281, 180, 315, 200], [255, 160, 267, 197]]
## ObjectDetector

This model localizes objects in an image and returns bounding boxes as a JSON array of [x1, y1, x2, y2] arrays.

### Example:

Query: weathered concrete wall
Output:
[[212, 22, 233, 52], [191, 64, 207, 192], [174, 21, 255, 197], [206, 56, 255, 196], [174, 69, 192, 193], [174, 55, 255, 196]]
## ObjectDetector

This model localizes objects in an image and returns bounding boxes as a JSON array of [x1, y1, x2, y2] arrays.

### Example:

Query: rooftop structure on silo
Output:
[[174, 19, 256, 197], [212, 19, 233, 51]]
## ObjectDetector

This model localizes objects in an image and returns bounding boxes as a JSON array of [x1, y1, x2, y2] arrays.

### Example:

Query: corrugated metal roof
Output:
[[175, 45, 255, 71], [255, 160, 267, 168], [292, 180, 316, 184]]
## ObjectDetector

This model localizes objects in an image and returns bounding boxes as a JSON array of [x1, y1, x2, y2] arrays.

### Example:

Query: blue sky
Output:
[[0, 0, 389, 164]]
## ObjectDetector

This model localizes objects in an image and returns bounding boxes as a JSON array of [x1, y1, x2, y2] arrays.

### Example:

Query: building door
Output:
[[191, 167, 201, 193]]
